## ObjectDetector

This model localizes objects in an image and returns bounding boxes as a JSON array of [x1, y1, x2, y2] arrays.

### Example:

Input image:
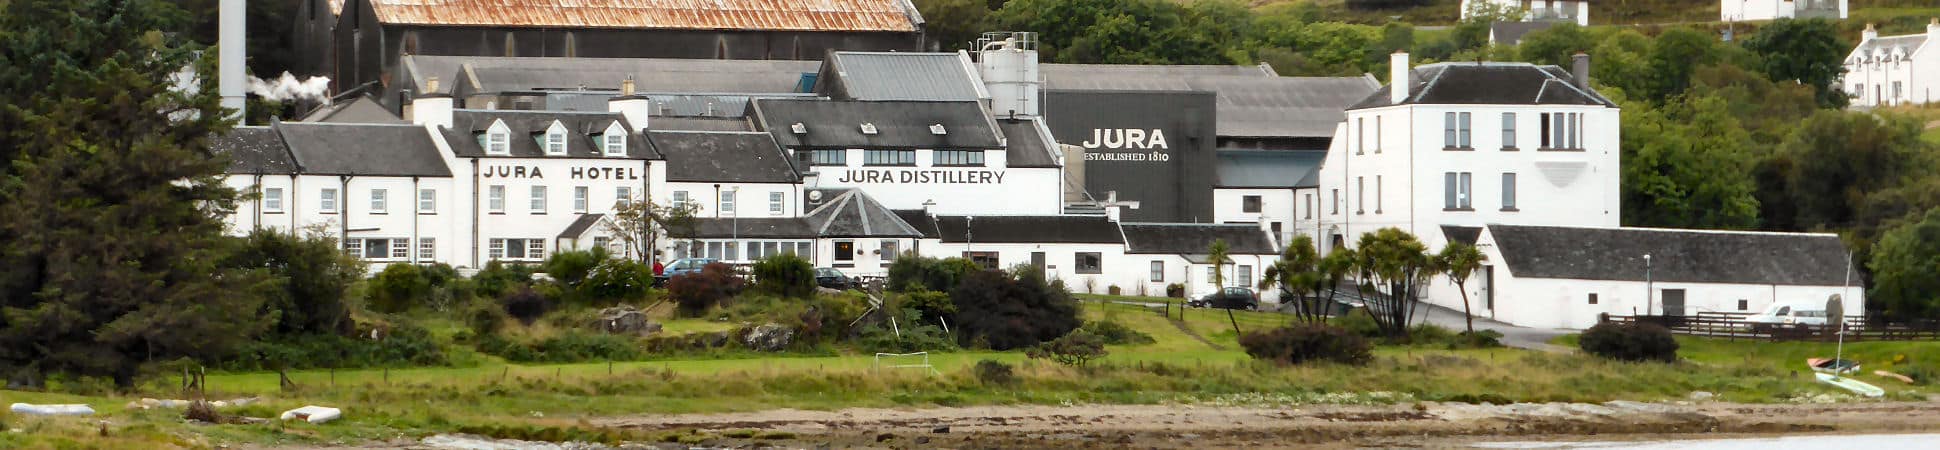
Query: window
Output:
[[369, 189, 387, 214], [486, 121, 511, 155], [1330, 189, 1339, 214], [529, 186, 547, 214], [802, 149, 846, 166], [795, 242, 811, 257], [573, 186, 589, 213], [1588, 293, 1598, 305], [1304, 193, 1313, 219], [391, 239, 409, 259], [880, 240, 900, 265], [725, 241, 739, 261], [719, 189, 736, 216], [418, 188, 435, 213], [1459, 112, 1471, 148], [1356, 177, 1365, 214], [488, 238, 543, 260], [1374, 116, 1382, 153], [545, 122, 568, 155], [1444, 172, 1472, 210], [768, 191, 784, 215], [1357, 117, 1365, 154], [1445, 112, 1471, 148], [603, 123, 627, 156], [1501, 112, 1517, 149], [320, 188, 339, 213], [1738, 299, 1749, 311], [1501, 173, 1518, 210], [1238, 265, 1252, 287], [933, 150, 985, 166], [1242, 195, 1261, 213], [1206, 266, 1218, 284], [263, 187, 284, 212], [1375, 176, 1383, 213], [1271, 222, 1282, 236], [671, 190, 689, 208], [965, 251, 998, 270], [594, 236, 611, 250], [1150, 261, 1164, 282], [342, 238, 360, 257], [1540, 113, 1553, 148], [864, 149, 915, 166], [1893, 81, 1903, 100], [1542, 113, 1580, 149], [1567, 113, 1578, 149], [354, 238, 390, 259], [615, 186, 632, 208], [834, 241, 855, 262], [1076, 252, 1102, 274], [487, 185, 505, 213], [418, 238, 435, 261], [1443, 112, 1455, 148]]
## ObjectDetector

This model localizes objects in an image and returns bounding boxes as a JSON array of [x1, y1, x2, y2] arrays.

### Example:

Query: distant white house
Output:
[[1722, 0, 1846, 22], [1844, 20, 1940, 107], [1462, 0, 1589, 27]]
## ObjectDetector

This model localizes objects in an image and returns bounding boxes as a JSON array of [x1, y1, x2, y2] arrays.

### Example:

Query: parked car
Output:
[[1746, 301, 1830, 330], [815, 268, 857, 290], [1189, 287, 1259, 310], [653, 258, 719, 286]]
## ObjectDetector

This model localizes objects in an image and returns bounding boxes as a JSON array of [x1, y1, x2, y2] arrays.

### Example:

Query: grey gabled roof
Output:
[[1849, 34, 1931, 62], [213, 126, 298, 174], [1351, 62, 1617, 110], [891, 209, 942, 239], [1441, 225, 1482, 246], [821, 51, 984, 102], [690, 217, 818, 239], [1040, 63, 1277, 90], [402, 55, 820, 96], [803, 188, 923, 238], [276, 122, 452, 177], [996, 118, 1060, 168], [931, 215, 1124, 244], [1489, 21, 1559, 46], [558, 214, 607, 239], [299, 95, 404, 124], [648, 117, 756, 132], [1121, 223, 1277, 255], [649, 131, 798, 183], [1216, 150, 1323, 188], [1487, 225, 1851, 285], [753, 99, 1002, 149], [444, 110, 660, 159], [1042, 64, 1372, 139]]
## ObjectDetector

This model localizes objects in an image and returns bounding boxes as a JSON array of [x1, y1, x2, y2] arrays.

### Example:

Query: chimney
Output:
[[410, 77, 454, 130], [609, 76, 651, 132], [218, 0, 246, 119], [1864, 23, 1878, 42], [1389, 50, 1410, 104], [1929, 18, 1939, 37], [1571, 52, 1590, 90]]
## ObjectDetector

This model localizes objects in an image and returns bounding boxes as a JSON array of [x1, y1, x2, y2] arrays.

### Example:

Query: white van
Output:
[[1746, 302, 1829, 328]]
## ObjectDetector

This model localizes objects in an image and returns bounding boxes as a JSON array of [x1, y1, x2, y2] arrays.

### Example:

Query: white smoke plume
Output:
[[247, 72, 332, 103]]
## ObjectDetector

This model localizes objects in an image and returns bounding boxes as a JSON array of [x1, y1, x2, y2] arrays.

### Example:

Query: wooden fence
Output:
[[1601, 312, 1940, 342]]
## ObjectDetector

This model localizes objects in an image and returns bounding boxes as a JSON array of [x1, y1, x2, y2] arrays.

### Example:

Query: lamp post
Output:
[[1644, 254, 1654, 316]]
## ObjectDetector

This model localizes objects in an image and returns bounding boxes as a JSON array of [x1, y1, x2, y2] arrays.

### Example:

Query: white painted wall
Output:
[[662, 182, 802, 219], [1462, 0, 1589, 26], [1844, 25, 1937, 107], [1723, 0, 1847, 22], [222, 172, 462, 266], [464, 157, 650, 266], [806, 148, 1063, 215], [1213, 188, 1294, 247]]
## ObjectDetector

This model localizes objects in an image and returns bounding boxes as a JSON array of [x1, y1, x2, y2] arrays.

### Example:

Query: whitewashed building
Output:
[[1462, 0, 1590, 27], [1462, 225, 1861, 329], [1722, 0, 1846, 22], [1844, 20, 1940, 107]]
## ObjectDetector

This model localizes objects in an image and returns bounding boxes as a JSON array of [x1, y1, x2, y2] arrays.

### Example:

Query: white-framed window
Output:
[[1501, 112, 1517, 149], [545, 121, 568, 155], [1502, 172, 1518, 210], [488, 238, 545, 260], [391, 239, 409, 259], [1374, 115, 1382, 153], [418, 188, 436, 213], [1242, 195, 1261, 213], [616, 186, 632, 208], [1238, 265, 1252, 287], [932, 150, 985, 166], [671, 190, 689, 208], [1444, 172, 1472, 210], [418, 238, 435, 261], [369, 189, 387, 214], [1150, 260, 1164, 282], [342, 238, 360, 257], [263, 187, 284, 212], [1076, 252, 1102, 274], [320, 188, 339, 213], [801, 149, 846, 166], [528, 239, 546, 260], [768, 191, 784, 215], [1356, 117, 1365, 154], [593, 236, 611, 250], [485, 120, 511, 155], [1444, 112, 1472, 148], [864, 150, 915, 166], [1356, 176, 1365, 214], [348, 238, 401, 260], [1206, 266, 1218, 284], [529, 185, 547, 214], [1375, 175, 1383, 213], [488, 185, 505, 213], [602, 122, 627, 156], [574, 186, 589, 213], [720, 190, 736, 216]]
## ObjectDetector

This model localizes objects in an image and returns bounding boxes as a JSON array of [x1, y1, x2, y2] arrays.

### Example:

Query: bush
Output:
[[542, 248, 608, 288], [1578, 322, 1679, 362], [898, 289, 956, 324], [751, 252, 816, 298], [474, 260, 535, 298], [476, 332, 642, 363], [887, 255, 981, 292], [1165, 283, 1186, 298], [1025, 330, 1107, 367], [856, 309, 957, 353], [467, 302, 508, 337], [1330, 308, 1383, 338], [501, 287, 552, 325], [668, 262, 745, 317], [950, 268, 1081, 350], [221, 323, 448, 371], [579, 259, 653, 303], [1080, 320, 1156, 345], [221, 229, 360, 335], [1239, 324, 1373, 366], [971, 359, 1016, 386], [367, 263, 431, 313]]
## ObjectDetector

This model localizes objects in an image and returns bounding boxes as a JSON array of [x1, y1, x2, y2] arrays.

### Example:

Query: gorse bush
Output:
[[751, 252, 816, 298], [1579, 322, 1679, 362], [1081, 320, 1156, 345], [368, 263, 432, 313], [669, 262, 745, 317], [950, 267, 1081, 350], [222, 229, 360, 335], [542, 248, 607, 288], [1239, 324, 1373, 366], [1025, 330, 1107, 367], [971, 359, 1016, 386], [579, 259, 652, 303]]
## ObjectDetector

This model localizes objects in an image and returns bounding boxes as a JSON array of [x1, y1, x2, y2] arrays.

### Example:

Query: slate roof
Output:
[[558, 214, 607, 239], [752, 99, 1003, 149], [802, 188, 923, 238], [1848, 34, 1931, 62], [276, 122, 452, 177], [1216, 150, 1323, 188], [1121, 223, 1277, 255], [359, 0, 921, 32], [1041, 64, 1372, 138], [444, 110, 660, 159], [1351, 62, 1617, 110], [821, 52, 984, 102], [299, 96, 403, 123], [1489, 21, 1558, 46], [212, 126, 298, 174], [997, 118, 1060, 168], [1040, 64, 1277, 89], [931, 215, 1124, 244], [649, 131, 798, 183], [689, 218, 818, 239], [648, 117, 757, 132], [891, 209, 942, 239], [1441, 225, 1482, 246], [1486, 225, 1851, 285], [402, 55, 819, 95]]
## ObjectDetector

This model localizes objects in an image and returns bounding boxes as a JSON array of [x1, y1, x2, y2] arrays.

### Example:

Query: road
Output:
[[1280, 286, 1576, 353]]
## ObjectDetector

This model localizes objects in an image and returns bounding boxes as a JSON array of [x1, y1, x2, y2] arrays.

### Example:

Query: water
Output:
[[1476, 433, 1940, 449]]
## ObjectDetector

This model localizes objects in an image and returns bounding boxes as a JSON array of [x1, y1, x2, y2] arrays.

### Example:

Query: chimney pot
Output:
[[426, 76, 440, 94], [1389, 51, 1411, 104], [622, 76, 636, 96], [1864, 23, 1879, 42]]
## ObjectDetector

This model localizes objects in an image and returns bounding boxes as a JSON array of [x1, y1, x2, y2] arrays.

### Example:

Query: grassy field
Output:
[[6, 297, 1939, 449]]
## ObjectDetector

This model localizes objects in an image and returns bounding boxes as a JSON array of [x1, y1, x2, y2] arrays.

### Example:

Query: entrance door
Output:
[[1661, 289, 1686, 316], [1479, 265, 1494, 316], [1031, 252, 1046, 272]]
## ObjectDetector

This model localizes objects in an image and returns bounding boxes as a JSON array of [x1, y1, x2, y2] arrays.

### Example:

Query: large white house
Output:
[[1462, 0, 1589, 27], [1722, 0, 1846, 22], [1844, 20, 1940, 107]]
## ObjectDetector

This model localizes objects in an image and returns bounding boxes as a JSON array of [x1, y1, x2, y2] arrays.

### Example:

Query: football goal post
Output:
[[873, 352, 937, 375]]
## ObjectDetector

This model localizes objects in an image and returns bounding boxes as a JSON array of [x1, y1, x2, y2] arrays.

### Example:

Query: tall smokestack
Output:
[[219, 0, 246, 119]]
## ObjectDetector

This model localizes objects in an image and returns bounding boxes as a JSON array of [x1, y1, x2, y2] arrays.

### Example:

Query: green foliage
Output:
[[222, 323, 447, 371], [887, 255, 981, 292], [1025, 329, 1108, 366], [1332, 308, 1382, 339], [368, 263, 433, 313], [1517, 23, 1593, 68], [897, 289, 956, 324], [1868, 208, 1940, 321], [578, 259, 653, 303], [951, 267, 1082, 350], [1644, 27, 1733, 102], [1080, 320, 1156, 345], [542, 248, 608, 288], [1579, 322, 1679, 362], [668, 262, 745, 317], [856, 309, 957, 353], [913, 0, 994, 51], [466, 301, 509, 337], [971, 359, 1016, 386], [991, 0, 1248, 65], [751, 252, 816, 298], [500, 287, 553, 325], [477, 332, 641, 363], [1619, 93, 1762, 229], [1766, 111, 1932, 232], [474, 260, 535, 299], [1353, 228, 1434, 339], [1741, 19, 1849, 108], [1238, 324, 1373, 366], [221, 229, 361, 335]]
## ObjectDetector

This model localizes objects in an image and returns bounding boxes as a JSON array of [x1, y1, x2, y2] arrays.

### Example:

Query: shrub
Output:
[[898, 289, 956, 324], [1330, 308, 1383, 338], [542, 248, 608, 288], [474, 260, 535, 298], [1578, 322, 1679, 362], [971, 359, 1016, 386], [887, 255, 981, 292], [221, 323, 448, 371], [668, 262, 745, 317], [501, 287, 552, 325], [1108, 285, 1122, 295], [1165, 283, 1186, 298], [950, 268, 1081, 350], [1457, 330, 1505, 348], [1080, 320, 1156, 345], [579, 259, 653, 303], [467, 301, 508, 337], [856, 309, 957, 353], [1026, 330, 1107, 367], [1239, 324, 1373, 366], [222, 229, 360, 335], [367, 263, 432, 313], [751, 252, 816, 298]]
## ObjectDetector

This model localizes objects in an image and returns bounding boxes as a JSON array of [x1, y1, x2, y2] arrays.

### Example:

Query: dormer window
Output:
[[601, 122, 627, 157], [930, 124, 947, 135], [485, 119, 510, 155], [860, 123, 878, 135], [544, 121, 568, 156], [790, 122, 807, 134]]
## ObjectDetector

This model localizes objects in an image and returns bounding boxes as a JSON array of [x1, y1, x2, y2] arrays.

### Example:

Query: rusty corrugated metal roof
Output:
[[366, 0, 917, 32], [330, 0, 346, 16]]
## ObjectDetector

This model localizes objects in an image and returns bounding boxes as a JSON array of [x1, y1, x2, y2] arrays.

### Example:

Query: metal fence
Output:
[[1601, 312, 1940, 342]]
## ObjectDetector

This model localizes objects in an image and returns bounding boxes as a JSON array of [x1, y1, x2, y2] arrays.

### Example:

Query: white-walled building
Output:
[[1722, 0, 1846, 22], [1212, 150, 1323, 247], [1844, 20, 1940, 107], [1463, 0, 1590, 27], [1460, 225, 1861, 329]]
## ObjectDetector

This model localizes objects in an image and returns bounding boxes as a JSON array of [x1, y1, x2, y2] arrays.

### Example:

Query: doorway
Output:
[[1031, 251, 1046, 272], [1479, 265, 1494, 316], [1661, 289, 1686, 316]]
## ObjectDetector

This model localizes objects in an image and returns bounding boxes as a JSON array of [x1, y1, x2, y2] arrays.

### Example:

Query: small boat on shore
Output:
[[1815, 372, 1885, 398]]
